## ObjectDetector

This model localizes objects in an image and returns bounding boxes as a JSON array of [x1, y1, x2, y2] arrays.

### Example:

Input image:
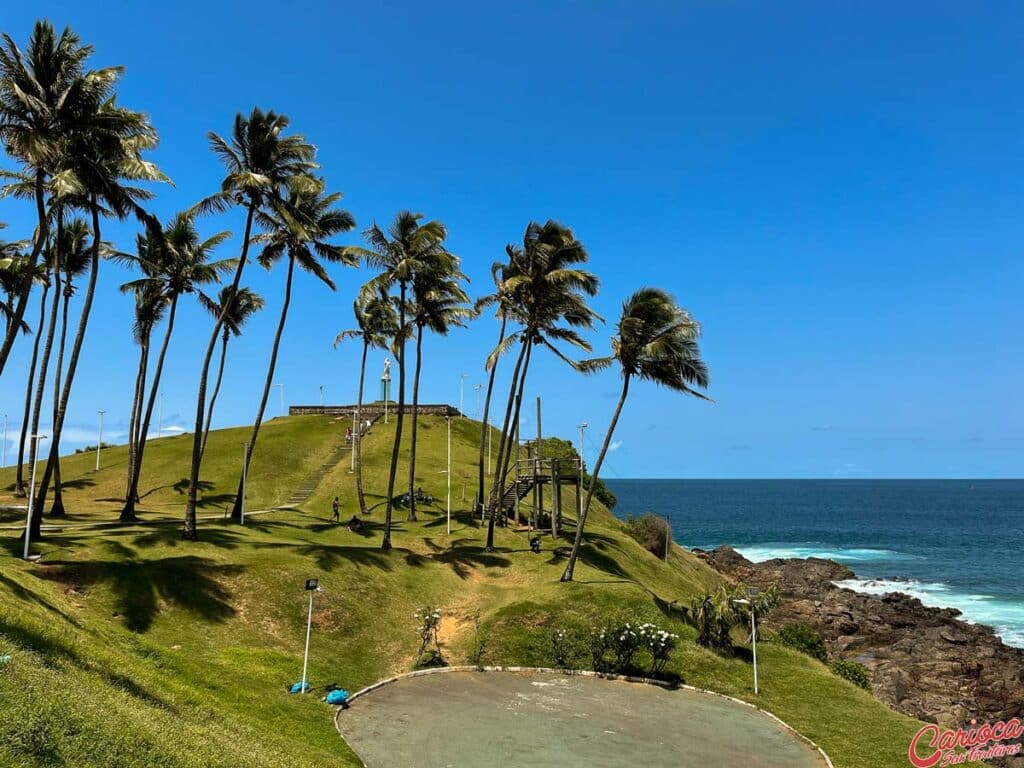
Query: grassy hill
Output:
[[0, 415, 929, 768]]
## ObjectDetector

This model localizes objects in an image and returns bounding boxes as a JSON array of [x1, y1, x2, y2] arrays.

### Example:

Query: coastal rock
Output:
[[700, 545, 1024, 766]]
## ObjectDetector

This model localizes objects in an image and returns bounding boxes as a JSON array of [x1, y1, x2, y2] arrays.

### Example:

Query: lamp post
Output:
[[474, 383, 482, 420], [274, 383, 285, 418], [95, 410, 106, 471], [733, 587, 760, 695], [2, 413, 7, 468], [459, 373, 467, 417], [446, 416, 452, 535], [240, 442, 249, 525], [157, 393, 163, 439], [319, 384, 324, 409], [577, 422, 588, 476], [300, 578, 321, 693], [350, 409, 357, 471], [381, 359, 391, 424], [24, 434, 47, 559]]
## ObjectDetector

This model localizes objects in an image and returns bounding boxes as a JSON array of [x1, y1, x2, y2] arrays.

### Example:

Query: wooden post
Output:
[[552, 459, 561, 537]]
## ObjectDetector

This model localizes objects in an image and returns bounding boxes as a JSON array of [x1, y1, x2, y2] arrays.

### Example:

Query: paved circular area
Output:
[[336, 670, 827, 767]]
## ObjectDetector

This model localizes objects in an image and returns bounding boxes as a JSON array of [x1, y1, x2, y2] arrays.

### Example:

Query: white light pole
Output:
[[274, 383, 285, 418], [459, 373, 467, 417], [446, 416, 452, 535], [487, 418, 492, 475], [2, 413, 7, 467], [734, 589, 759, 695], [577, 422, 588, 475], [240, 442, 249, 525], [350, 409, 357, 471], [24, 434, 47, 559], [96, 410, 106, 471], [474, 383, 482, 420], [300, 578, 321, 693]]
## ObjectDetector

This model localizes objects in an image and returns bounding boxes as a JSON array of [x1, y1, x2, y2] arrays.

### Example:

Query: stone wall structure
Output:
[[288, 403, 459, 418]]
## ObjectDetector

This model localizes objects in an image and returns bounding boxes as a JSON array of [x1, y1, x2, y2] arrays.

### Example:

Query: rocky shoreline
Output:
[[694, 546, 1024, 740]]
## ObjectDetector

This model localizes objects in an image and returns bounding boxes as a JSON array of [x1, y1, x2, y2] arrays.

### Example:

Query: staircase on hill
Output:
[[489, 476, 536, 518], [280, 415, 379, 508]]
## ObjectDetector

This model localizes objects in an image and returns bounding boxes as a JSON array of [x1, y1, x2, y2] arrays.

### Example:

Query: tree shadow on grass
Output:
[[429, 542, 512, 580], [36, 555, 242, 632], [56, 477, 96, 491], [0, 615, 82, 667], [130, 526, 244, 550], [0, 571, 81, 626], [280, 543, 394, 573]]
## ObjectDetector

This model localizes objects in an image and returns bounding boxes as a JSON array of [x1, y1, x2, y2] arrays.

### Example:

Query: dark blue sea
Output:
[[606, 479, 1024, 647]]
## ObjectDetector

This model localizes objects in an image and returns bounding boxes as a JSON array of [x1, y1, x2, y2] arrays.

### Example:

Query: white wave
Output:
[[834, 578, 1024, 649], [734, 545, 906, 563]]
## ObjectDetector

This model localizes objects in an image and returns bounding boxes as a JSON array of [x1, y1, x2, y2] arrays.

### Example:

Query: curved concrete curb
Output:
[[332, 665, 834, 768]]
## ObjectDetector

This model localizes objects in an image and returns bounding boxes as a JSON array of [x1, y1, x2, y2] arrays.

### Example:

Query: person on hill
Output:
[[331, 496, 340, 522]]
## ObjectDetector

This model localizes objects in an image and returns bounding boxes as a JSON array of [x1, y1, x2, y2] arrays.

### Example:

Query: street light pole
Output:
[[474, 383, 482, 420], [24, 434, 47, 559], [274, 383, 284, 418], [319, 384, 324, 409], [300, 578, 320, 693], [96, 410, 106, 472], [577, 422, 588, 476], [446, 415, 452, 535], [350, 409, 356, 471], [2, 413, 7, 468], [459, 373, 467, 417], [240, 442, 248, 525], [157, 394, 162, 439]]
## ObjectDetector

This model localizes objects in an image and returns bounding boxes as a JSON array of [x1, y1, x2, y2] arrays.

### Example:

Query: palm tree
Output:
[[0, 21, 94, 374], [229, 176, 356, 522], [199, 286, 264, 458], [0, 223, 30, 337], [561, 288, 709, 582], [485, 221, 600, 550], [473, 256, 517, 517], [348, 212, 450, 550], [49, 218, 93, 516], [123, 282, 166, 516], [117, 213, 233, 520], [406, 252, 472, 521], [182, 108, 316, 540], [334, 293, 398, 515], [29, 75, 167, 539]]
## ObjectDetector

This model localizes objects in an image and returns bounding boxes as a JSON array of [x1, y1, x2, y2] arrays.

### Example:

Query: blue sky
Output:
[[1, 1, 1021, 478]]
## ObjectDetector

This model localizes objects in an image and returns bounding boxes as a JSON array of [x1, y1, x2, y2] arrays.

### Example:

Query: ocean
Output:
[[606, 479, 1024, 648]]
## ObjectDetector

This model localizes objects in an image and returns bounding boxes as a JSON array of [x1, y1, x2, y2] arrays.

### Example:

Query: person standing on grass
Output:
[[332, 496, 340, 522]]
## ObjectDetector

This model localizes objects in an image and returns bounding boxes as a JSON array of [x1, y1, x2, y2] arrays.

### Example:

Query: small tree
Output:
[[414, 606, 444, 667]]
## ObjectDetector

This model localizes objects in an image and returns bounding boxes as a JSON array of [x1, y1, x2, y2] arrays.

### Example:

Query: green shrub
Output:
[[624, 514, 672, 559], [831, 659, 871, 690], [777, 622, 828, 663]]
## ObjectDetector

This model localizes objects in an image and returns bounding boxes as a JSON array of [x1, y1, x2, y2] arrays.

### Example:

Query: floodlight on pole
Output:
[[2, 413, 7, 468], [24, 434, 47, 559], [95, 410, 106, 471], [274, 383, 285, 418], [577, 423, 588, 476], [459, 373, 467, 417], [300, 578, 321, 693], [733, 590, 760, 695], [474, 383, 482, 420]]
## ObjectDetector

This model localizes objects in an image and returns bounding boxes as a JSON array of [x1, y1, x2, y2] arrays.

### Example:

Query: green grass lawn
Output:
[[0, 415, 943, 767]]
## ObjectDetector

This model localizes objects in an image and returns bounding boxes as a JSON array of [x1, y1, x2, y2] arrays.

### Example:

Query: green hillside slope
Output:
[[1, 415, 928, 768]]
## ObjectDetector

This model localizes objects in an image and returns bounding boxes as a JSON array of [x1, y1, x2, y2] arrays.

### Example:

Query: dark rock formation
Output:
[[696, 546, 1024, 737]]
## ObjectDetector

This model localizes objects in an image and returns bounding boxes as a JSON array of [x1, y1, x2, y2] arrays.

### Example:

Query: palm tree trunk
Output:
[[184, 205, 255, 541], [200, 330, 229, 460], [477, 315, 507, 516], [30, 198, 101, 539], [0, 171, 47, 377], [355, 339, 369, 515], [382, 281, 407, 551], [561, 373, 631, 582], [496, 340, 533, 524], [123, 296, 178, 520], [23, 238, 61, 529], [485, 336, 529, 550], [406, 324, 424, 522], [124, 339, 149, 507], [49, 282, 72, 517], [231, 255, 294, 521], [14, 283, 48, 497]]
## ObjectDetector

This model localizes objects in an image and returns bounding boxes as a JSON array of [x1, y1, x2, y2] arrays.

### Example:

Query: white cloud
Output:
[[608, 440, 623, 452]]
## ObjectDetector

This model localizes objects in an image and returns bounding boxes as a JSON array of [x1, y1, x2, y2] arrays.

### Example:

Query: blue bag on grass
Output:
[[326, 689, 349, 705]]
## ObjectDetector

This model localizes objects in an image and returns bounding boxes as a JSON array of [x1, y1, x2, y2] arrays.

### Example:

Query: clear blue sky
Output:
[[1, 1, 1021, 478]]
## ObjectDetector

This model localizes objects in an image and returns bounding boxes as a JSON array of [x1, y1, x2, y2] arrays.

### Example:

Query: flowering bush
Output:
[[414, 606, 444, 667], [550, 628, 583, 670], [579, 618, 680, 677], [637, 623, 680, 676]]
